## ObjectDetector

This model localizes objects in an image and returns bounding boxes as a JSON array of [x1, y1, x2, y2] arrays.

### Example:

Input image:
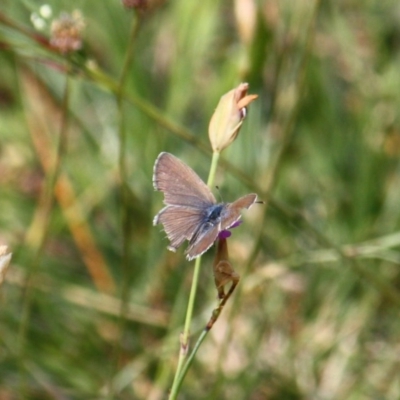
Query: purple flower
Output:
[[218, 220, 243, 240]]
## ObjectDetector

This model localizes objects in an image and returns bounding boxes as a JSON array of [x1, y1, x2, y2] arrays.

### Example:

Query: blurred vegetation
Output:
[[1, 0, 400, 399]]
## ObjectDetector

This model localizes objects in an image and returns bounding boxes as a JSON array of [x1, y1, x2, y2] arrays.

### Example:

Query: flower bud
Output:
[[208, 83, 258, 153]]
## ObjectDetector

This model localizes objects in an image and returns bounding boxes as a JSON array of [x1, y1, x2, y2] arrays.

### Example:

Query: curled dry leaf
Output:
[[213, 239, 240, 299]]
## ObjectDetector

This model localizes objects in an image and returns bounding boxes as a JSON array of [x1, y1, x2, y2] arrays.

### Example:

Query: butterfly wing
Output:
[[153, 152, 217, 253], [185, 223, 220, 261], [153, 152, 216, 207], [220, 194, 258, 230]]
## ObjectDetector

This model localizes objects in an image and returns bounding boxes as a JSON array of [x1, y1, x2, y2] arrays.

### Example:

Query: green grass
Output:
[[1, 0, 400, 398]]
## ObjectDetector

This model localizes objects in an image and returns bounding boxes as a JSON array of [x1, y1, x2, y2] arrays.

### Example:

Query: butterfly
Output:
[[153, 152, 258, 261]]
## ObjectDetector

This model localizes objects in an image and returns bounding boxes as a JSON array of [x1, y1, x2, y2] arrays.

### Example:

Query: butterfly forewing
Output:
[[153, 152, 216, 207]]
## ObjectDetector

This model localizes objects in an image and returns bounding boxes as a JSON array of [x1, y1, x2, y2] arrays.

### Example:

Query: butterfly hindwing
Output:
[[220, 194, 258, 231], [185, 223, 220, 261]]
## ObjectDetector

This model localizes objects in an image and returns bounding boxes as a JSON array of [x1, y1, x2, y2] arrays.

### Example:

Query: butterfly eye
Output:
[[239, 107, 247, 120]]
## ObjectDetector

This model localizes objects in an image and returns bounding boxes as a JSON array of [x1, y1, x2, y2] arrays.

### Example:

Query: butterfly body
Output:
[[153, 152, 257, 260], [202, 203, 224, 225]]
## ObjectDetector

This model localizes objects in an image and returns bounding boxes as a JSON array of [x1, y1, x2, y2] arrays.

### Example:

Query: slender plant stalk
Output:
[[176, 329, 207, 386], [206, 152, 220, 188], [175, 266, 240, 390], [18, 71, 70, 397], [168, 151, 221, 399], [107, 13, 141, 398]]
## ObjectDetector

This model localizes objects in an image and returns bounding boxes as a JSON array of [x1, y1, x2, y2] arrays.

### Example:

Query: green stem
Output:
[[207, 152, 220, 187], [168, 151, 221, 400], [168, 256, 202, 399], [175, 268, 239, 389], [176, 329, 208, 387]]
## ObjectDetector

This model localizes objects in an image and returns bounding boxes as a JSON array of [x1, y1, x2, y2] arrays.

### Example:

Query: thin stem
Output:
[[174, 268, 239, 391], [168, 256, 202, 399], [176, 330, 207, 387], [169, 151, 221, 400], [207, 152, 220, 187]]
